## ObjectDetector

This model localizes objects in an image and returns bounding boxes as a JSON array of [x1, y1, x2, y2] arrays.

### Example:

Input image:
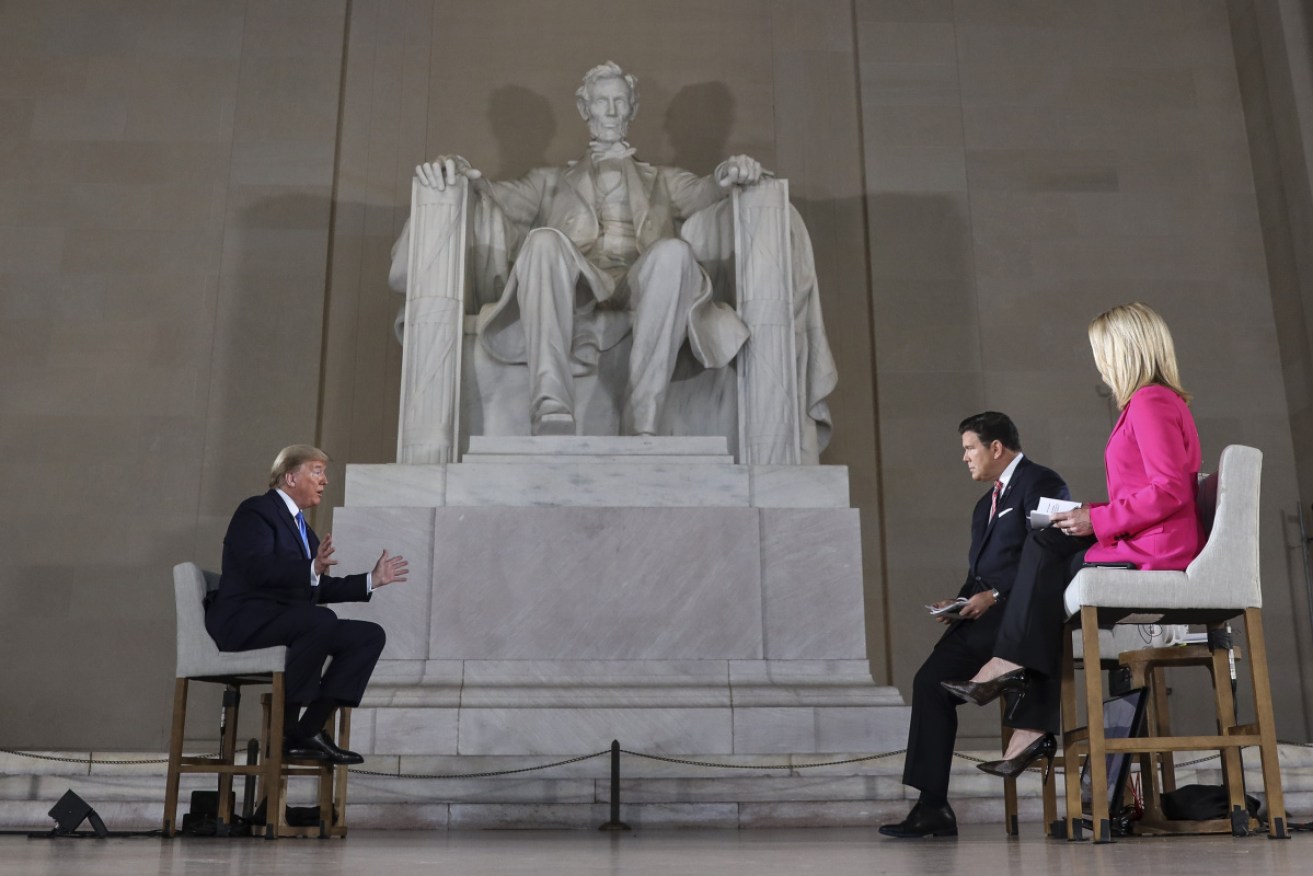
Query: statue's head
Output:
[[576, 61, 639, 143]]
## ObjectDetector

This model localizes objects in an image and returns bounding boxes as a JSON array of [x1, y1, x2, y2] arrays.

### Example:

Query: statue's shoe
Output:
[[534, 412, 576, 436]]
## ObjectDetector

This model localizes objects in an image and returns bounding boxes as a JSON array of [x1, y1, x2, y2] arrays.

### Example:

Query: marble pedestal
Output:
[[329, 437, 909, 826]]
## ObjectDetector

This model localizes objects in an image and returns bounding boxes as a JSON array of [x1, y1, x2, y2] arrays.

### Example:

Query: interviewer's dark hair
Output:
[[958, 412, 1021, 452]]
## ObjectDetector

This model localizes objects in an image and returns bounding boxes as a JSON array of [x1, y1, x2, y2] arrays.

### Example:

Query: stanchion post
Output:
[[598, 740, 631, 831]]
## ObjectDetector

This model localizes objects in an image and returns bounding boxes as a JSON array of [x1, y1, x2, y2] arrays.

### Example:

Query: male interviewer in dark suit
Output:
[[205, 444, 409, 764], [879, 413, 1069, 838]]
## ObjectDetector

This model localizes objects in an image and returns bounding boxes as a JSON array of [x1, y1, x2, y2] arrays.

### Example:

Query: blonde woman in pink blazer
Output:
[[941, 303, 1203, 779]]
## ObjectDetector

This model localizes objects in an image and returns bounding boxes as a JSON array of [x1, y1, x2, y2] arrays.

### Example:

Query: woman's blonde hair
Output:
[[1088, 302, 1190, 409], [268, 444, 329, 490]]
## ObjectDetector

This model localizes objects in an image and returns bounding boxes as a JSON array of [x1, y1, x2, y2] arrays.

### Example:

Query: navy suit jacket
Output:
[[205, 490, 370, 650], [957, 456, 1070, 602]]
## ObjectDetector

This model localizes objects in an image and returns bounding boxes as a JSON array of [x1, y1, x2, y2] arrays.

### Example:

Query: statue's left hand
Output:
[[415, 155, 483, 191], [716, 154, 764, 187]]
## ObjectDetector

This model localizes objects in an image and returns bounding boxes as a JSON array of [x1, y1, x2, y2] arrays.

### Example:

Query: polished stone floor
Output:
[[0, 826, 1305, 876]]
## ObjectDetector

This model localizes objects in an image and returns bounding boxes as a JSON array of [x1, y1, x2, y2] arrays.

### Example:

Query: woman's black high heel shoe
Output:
[[940, 668, 1027, 707], [977, 733, 1057, 781]]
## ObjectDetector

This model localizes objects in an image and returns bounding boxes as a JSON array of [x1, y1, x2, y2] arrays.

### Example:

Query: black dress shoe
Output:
[[940, 668, 1028, 707], [977, 733, 1057, 781], [282, 738, 330, 762], [878, 801, 958, 838], [296, 730, 364, 765]]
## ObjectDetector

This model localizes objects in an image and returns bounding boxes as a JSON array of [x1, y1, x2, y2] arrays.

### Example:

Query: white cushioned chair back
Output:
[[1184, 445, 1262, 608], [174, 562, 221, 677], [173, 562, 286, 678]]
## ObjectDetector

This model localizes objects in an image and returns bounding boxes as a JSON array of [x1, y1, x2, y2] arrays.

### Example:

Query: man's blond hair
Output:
[[268, 444, 329, 490]]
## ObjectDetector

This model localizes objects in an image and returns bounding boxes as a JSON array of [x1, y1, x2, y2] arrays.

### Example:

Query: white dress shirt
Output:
[[275, 489, 372, 593]]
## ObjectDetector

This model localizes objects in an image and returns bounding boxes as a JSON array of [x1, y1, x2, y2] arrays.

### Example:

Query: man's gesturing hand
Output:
[[371, 550, 409, 588], [314, 533, 338, 577]]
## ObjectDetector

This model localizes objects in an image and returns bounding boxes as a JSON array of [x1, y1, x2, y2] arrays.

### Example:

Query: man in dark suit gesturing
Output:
[[879, 413, 1069, 838], [205, 444, 408, 764]]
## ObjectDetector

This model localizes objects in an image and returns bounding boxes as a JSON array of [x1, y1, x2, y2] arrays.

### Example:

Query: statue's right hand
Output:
[[416, 155, 482, 191]]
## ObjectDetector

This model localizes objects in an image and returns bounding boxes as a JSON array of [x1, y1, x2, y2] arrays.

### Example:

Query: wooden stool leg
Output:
[[1081, 608, 1112, 843], [216, 684, 240, 834], [1041, 752, 1058, 835], [264, 675, 287, 839], [1206, 623, 1248, 833], [257, 693, 271, 833], [331, 708, 351, 836], [1061, 624, 1084, 841], [1137, 664, 1170, 824], [163, 678, 188, 837], [315, 709, 333, 838], [1244, 609, 1289, 839], [1001, 706, 1018, 836], [1150, 665, 1176, 793]]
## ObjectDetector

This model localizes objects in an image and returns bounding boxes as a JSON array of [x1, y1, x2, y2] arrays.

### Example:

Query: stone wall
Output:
[[0, 0, 348, 749], [1, 0, 1310, 751]]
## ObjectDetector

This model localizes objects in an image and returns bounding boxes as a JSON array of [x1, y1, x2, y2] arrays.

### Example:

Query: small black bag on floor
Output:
[[180, 791, 253, 837], [1161, 784, 1260, 820]]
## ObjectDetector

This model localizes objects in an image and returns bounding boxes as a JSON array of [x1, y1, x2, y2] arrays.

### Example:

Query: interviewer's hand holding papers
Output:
[[926, 598, 968, 620]]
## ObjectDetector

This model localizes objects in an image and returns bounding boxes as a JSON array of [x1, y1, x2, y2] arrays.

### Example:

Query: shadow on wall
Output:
[[858, 191, 1000, 703], [177, 190, 339, 748], [0, 188, 341, 751], [665, 81, 735, 175], [489, 85, 556, 179], [206, 191, 338, 522]]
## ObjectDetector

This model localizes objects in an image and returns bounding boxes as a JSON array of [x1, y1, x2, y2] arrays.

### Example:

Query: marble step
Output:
[[461, 437, 735, 477], [461, 454, 735, 464], [343, 462, 850, 508], [3, 746, 1311, 831], [465, 436, 730, 458], [445, 462, 748, 506]]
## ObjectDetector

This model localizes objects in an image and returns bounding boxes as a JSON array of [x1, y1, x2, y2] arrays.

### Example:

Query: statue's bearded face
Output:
[[582, 76, 634, 143]]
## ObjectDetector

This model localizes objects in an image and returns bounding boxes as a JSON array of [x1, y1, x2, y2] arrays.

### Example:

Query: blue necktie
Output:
[[295, 511, 311, 559]]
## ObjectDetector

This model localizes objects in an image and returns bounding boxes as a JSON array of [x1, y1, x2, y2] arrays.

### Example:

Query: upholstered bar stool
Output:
[[166, 562, 354, 839], [1057, 445, 1286, 843], [164, 562, 288, 838]]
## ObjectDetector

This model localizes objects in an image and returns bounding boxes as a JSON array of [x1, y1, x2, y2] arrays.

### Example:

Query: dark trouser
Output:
[[234, 603, 386, 708], [903, 608, 1002, 800], [993, 527, 1095, 734]]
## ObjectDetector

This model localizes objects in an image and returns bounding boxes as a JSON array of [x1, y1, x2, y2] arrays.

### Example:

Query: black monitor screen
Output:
[[1079, 688, 1148, 817]]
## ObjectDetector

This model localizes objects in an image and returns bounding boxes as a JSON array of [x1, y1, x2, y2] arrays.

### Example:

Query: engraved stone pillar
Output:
[[734, 179, 801, 465], [397, 177, 468, 463]]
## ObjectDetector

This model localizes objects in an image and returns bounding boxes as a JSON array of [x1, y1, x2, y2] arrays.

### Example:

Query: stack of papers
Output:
[[925, 597, 968, 619], [1028, 496, 1081, 529]]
